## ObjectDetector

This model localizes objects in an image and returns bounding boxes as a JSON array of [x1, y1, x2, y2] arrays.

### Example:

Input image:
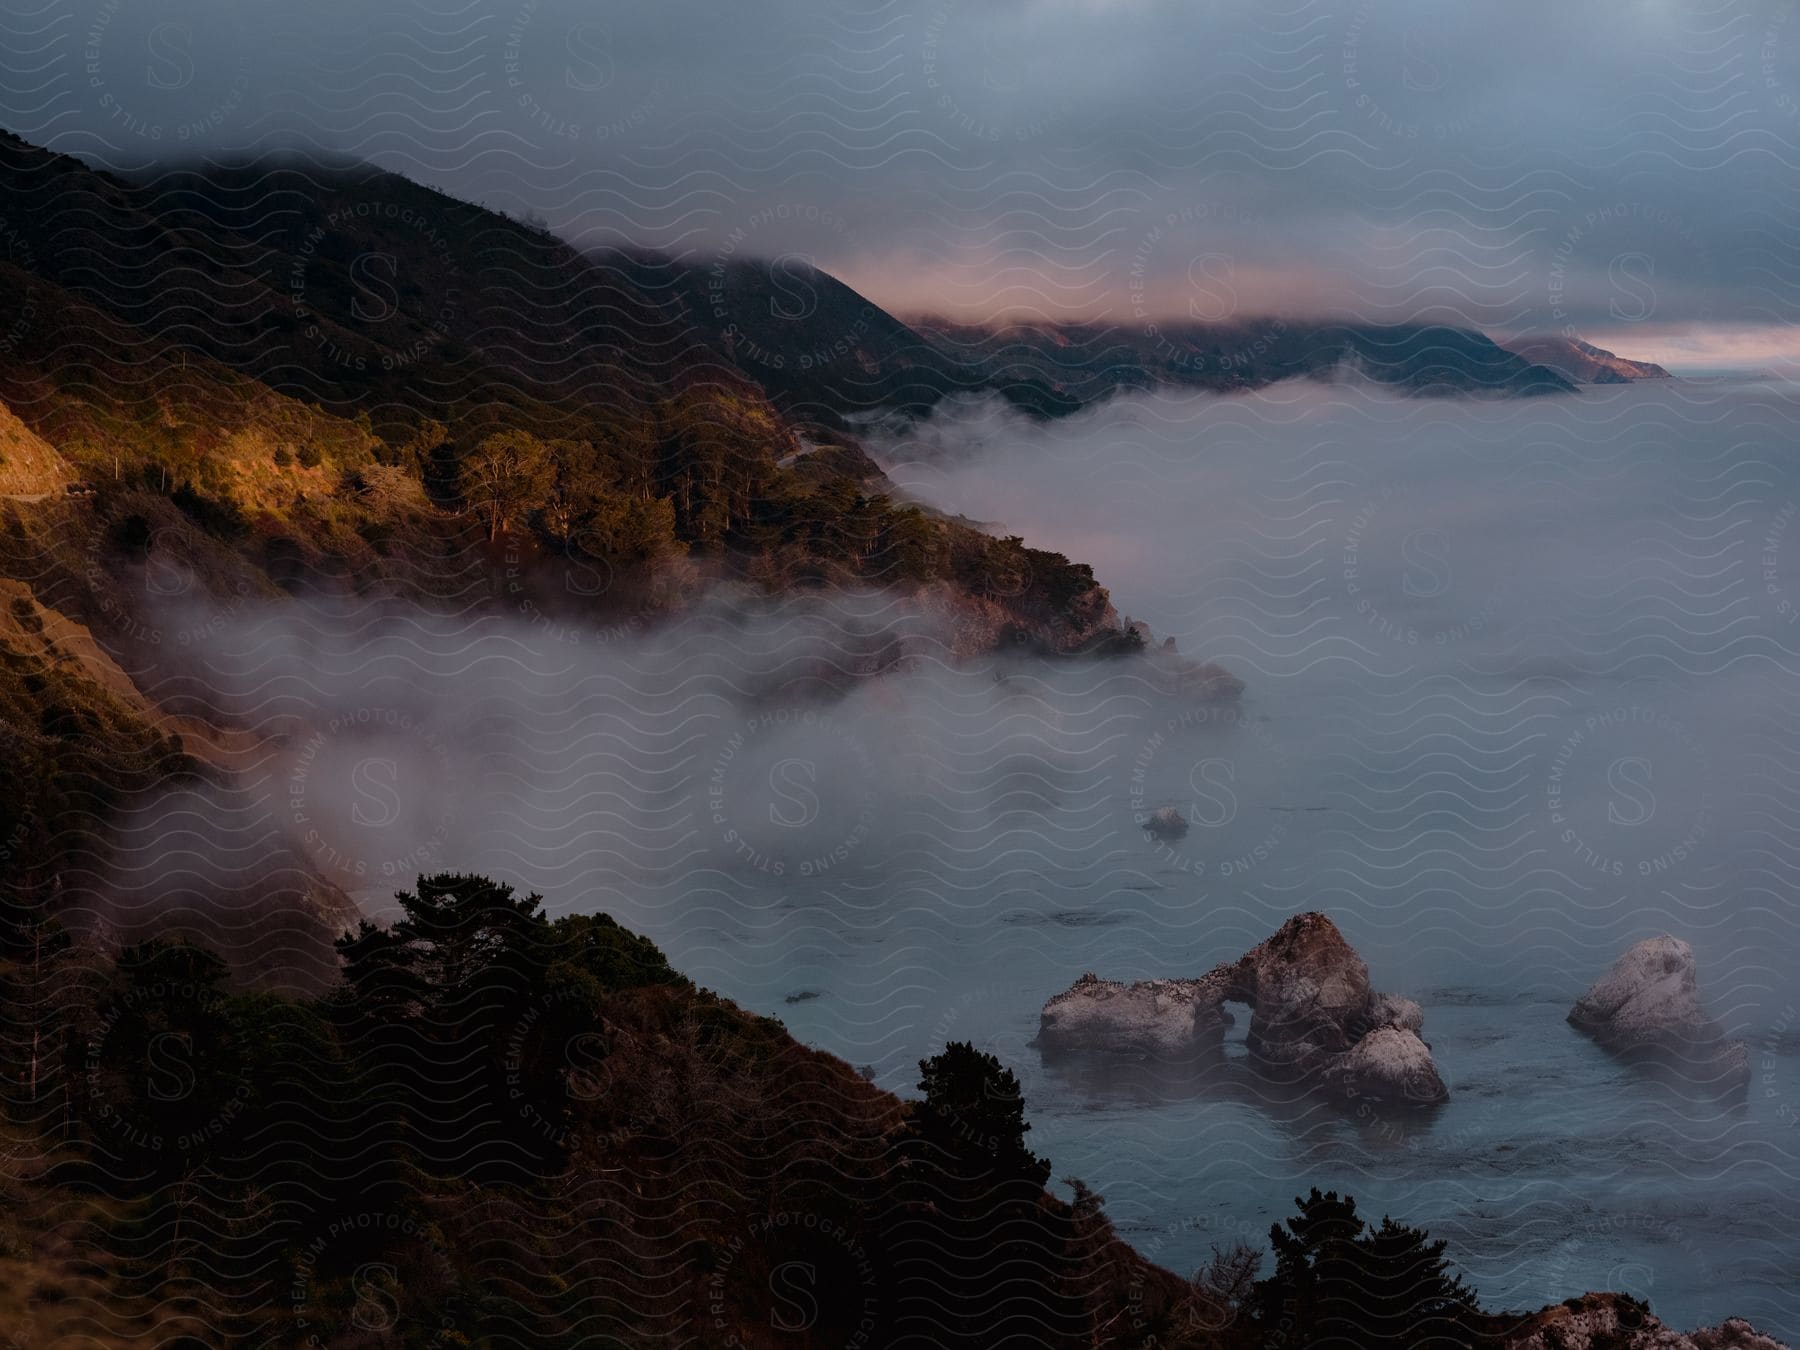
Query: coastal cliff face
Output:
[[599, 257, 1584, 433], [1037, 913, 1449, 1105], [0, 397, 68, 496]]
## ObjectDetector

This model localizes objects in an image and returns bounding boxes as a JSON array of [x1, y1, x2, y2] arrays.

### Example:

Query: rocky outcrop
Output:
[[1143, 805, 1189, 841], [1497, 1293, 1787, 1350], [1219, 910, 1374, 1066], [1037, 913, 1447, 1104], [1569, 936, 1749, 1092], [0, 396, 69, 496], [1036, 971, 1233, 1057], [1321, 1024, 1447, 1105], [1141, 642, 1247, 700], [1369, 991, 1424, 1034]]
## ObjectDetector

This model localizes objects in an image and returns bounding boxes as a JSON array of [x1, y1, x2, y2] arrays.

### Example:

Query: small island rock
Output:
[[1323, 1025, 1448, 1105], [1036, 971, 1233, 1057], [1569, 936, 1749, 1092], [1037, 913, 1446, 1105], [1368, 991, 1425, 1034], [1143, 804, 1189, 841]]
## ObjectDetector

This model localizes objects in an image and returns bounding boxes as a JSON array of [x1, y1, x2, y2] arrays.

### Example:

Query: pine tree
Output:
[[1255, 1188, 1480, 1348], [913, 1040, 1051, 1188]]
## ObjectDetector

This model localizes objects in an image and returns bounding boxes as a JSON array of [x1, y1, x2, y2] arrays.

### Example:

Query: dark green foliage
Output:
[[886, 1043, 1074, 1346], [169, 480, 249, 539], [548, 910, 686, 994], [78, 940, 242, 1186], [913, 1040, 1051, 1189], [456, 428, 555, 539], [338, 873, 551, 1005], [334, 874, 557, 1178], [0, 863, 1513, 1348], [1254, 1188, 1481, 1349]]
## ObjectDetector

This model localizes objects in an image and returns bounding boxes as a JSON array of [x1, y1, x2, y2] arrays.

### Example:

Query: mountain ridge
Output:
[[0, 131, 1204, 989], [599, 250, 1579, 423], [0, 131, 1787, 1350], [1499, 334, 1673, 384]]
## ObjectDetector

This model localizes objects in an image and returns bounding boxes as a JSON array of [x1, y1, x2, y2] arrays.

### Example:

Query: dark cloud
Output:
[[8, 0, 1796, 359]]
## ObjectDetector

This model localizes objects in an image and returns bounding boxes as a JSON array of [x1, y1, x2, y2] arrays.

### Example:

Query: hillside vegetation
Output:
[[0, 870, 1516, 1350], [0, 133, 1167, 970], [0, 133, 1782, 1350]]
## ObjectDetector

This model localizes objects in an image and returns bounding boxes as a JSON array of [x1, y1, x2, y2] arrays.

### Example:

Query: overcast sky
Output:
[[7, 0, 1799, 368]]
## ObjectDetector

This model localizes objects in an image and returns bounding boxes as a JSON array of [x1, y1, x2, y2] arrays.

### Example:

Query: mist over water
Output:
[[873, 378, 1800, 1335], [106, 378, 1800, 1335]]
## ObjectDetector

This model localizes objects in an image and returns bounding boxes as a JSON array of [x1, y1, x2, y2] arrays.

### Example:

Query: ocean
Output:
[[134, 375, 1800, 1338]]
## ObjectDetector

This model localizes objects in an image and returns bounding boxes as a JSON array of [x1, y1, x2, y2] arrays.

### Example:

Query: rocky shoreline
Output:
[[1495, 1293, 1786, 1350]]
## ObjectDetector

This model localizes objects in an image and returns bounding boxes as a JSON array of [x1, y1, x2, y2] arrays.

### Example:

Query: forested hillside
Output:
[[0, 132, 1173, 982]]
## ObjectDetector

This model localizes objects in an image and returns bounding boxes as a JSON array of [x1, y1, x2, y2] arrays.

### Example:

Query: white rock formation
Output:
[[1035, 971, 1232, 1057], [1368, 992, 1425, 1034], [1569, 936, 1749, 1092], [1322, 1025, 1447, 1105], [1037, 913, 1447, 1104]]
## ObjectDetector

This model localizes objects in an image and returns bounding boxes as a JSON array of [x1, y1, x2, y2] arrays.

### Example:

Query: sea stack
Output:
[[1036, 912, 1447, 1105], [1568, 936, 1749, 1093], [1036, 971, 1234, 1057]]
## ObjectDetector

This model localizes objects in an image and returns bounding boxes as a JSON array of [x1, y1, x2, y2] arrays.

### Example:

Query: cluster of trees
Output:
[[434, 412, 1116, 644], [0, 874, 692, 1341], [0, 873, 1485, 1346], [904, 1047, 1486, 1349], [1254, 1188, 1482, 1348], [454, 427, 683, 559]]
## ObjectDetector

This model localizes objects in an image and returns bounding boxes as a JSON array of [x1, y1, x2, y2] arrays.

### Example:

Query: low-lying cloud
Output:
[[873, 379, 1800, 1012], [9, 0, 1797, 352]]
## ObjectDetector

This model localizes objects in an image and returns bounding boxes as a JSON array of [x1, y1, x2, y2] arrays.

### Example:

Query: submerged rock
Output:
[[1143, 805, 1189, 841], [1037, 912, 1446, 1104], [1569, 936, 1749, 1093]]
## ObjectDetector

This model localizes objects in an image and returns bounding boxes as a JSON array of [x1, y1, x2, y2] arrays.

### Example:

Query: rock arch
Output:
[[1037, 912, 1447, 1105]]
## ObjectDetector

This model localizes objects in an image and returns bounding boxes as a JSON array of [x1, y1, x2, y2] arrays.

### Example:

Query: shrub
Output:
[[170, 481, 248, 539]]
